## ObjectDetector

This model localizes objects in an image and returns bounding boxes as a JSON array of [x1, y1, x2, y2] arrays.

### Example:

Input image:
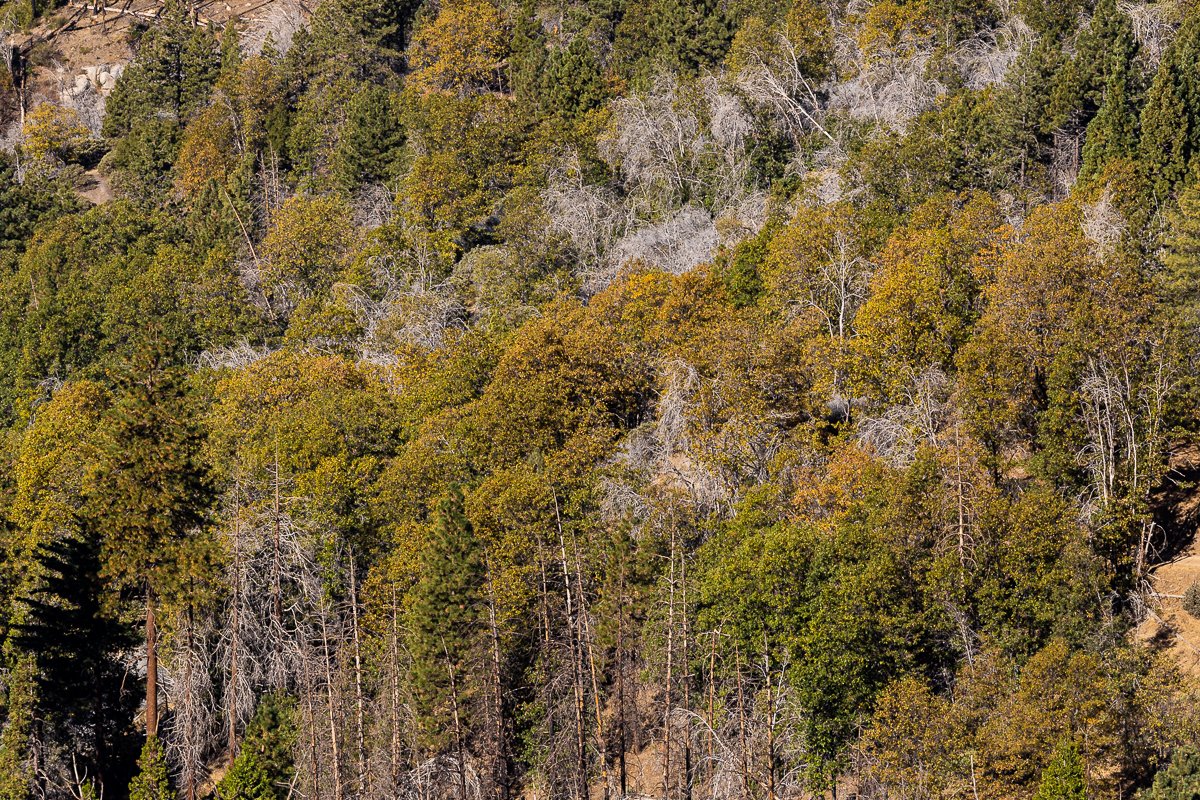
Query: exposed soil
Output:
[[1138, 446, 1200, 678]]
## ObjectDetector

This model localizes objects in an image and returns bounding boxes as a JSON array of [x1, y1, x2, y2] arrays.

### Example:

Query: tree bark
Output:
[[146, 589, 158, 739]]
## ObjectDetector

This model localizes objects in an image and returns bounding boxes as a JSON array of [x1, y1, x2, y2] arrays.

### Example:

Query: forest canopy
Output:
[[2, 0, 1200, 798]]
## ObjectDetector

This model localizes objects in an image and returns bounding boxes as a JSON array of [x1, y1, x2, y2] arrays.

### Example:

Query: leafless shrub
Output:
[[858, 367, 950, 468], [544, 153, 634, 289], [1082, 188, 1126, 259], [354, 183, 395, 230], [244, 0, 308, 56], [340, 253, 466, 357], [604, 73, 756, 215], [829, 16, 943, 132], [953, 16, 1033, 91], [608, 206, 720, 281], [1123, 1, 1176, 68], [733, 30, 836, 147], [163, 615, 220, 800], [194, 340, 274, 371]]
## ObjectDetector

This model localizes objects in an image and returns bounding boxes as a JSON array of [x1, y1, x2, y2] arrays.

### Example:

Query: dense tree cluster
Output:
[[3, 0, 1200, 798]]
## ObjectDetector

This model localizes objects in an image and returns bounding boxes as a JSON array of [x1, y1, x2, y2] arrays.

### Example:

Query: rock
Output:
[[84, 65, 99, 81]]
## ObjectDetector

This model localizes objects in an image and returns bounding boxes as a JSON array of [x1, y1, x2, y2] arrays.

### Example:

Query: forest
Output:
[[3, 0, 1200, 797]]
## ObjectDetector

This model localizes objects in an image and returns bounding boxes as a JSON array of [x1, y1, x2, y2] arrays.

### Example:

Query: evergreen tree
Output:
[[11, 535, 140, 794], [1140, 10, 1200, 199], [1080, 64, 1140, 181], [103, 1, 220, 137], [508, 2, 548, 112], [1143, 747, 1200, 800], [408, 488, 485, 754], [1162, 179, 1200, 318], [1034, 740, 1087, 800], [334, 83, 406, 188], [92, 343, 213, 740], [128, 736, 172, 800], [540, 36, 608, 119], [217, 694, 297, 800]]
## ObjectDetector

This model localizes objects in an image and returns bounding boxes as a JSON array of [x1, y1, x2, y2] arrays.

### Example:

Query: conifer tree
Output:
[[12, 535, 140, 793], [1143, 747, 1200, 800], [1162, 179, 1200, 319], [128, 736, 172, 800], [408, 488, 485, 765], [217, 694, 297, 800], [1140, 11, 1200, 199], [92, 342, 213, 740], [1033, 740, 1087, 800], [1080, 65, 1139, 181]]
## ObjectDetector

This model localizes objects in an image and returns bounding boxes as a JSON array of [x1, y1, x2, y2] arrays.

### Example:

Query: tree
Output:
[[1033, 740, 1087, 800], [11, 535, 141, 794], [218, 694, 298, 800], [408, 488, 486, 761], [1143, 747, 1200, 800], [128, 736, 172, 800], [1140, 10, 1200, 200], [407, 0, 508, 96], [259, 194, 357, 315], [92, 344, 213, 740], [103, 1, 219, 137]]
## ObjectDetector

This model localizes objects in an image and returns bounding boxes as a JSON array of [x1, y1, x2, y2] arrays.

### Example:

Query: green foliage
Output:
[[408, 487, 485, 748], [4, 2, 1200, 798], [1140, 10, 1200, 200], [11, 535, 140, 789], [334, 83, 406, 188], [1143, 747, 1200, 800], [103, 2, 220, 137], [722, 224, 769, 307], [1034, 740, 1087, 800], [92, 345, 213, 607], [128, 736, 171, 800], [218, 695, 297, 800], [1184, 582, 1200, 619]]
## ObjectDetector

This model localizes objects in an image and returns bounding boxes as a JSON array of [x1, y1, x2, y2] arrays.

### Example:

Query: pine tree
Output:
[[128, 736, 172, 800], [408, 488, 485, 757], [1140, 10, 1200, 200], [1143, 747, 1200, 800], [92, 342, 213, 740], [540, 37, 607, 119], [508, 2, 547, 112], [1033, 740, 1087, 800], [1162, 179, 1200, 318], [103, 0, 219, 137], [1080, 64, 1139, 181], [334, 83, 406, 189], [217, 694, 297, 800], [11, 534, 141, 794], [1140, 57, 1190, 201]]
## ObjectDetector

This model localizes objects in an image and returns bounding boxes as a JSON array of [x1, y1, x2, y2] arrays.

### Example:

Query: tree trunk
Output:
[[349, 551, 370, 798], [734, 644, 749, 800], [391, 585, 403, 792], [663, 531, 676, 800], [484, 563, 509, 800], [146, 589, 158, 739], [556, 496, 587, 800], [320, 605, 344, 800], [228, 478, 242, 764]]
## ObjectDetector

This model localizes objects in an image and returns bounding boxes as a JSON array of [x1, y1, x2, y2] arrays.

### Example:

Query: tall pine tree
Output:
[[92, 342, 212, 741]]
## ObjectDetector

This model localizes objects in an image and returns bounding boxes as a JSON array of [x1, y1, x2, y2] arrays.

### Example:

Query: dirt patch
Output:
[[76, 167, 111, 203], [1137, 546, 1200, 679], [16, 0, 306, 108], [1139, 446, 1200, 679]]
